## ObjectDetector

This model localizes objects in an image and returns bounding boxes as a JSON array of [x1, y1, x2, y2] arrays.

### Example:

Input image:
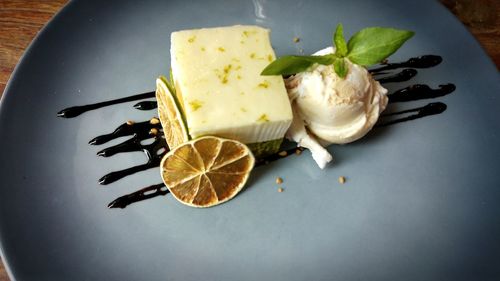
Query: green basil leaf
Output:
[[333, 58, 348, 78], [347, 27, 414, 66], [333, 23, 348, 57], [261, 54, 335, 76]]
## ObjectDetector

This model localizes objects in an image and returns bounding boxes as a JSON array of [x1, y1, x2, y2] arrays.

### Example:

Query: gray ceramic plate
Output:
[[1, 0, 499, 280]]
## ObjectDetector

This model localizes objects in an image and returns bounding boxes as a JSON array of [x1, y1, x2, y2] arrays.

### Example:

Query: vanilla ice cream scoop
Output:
[[286, 47, 388, 145], [286, 105, 333, 169]]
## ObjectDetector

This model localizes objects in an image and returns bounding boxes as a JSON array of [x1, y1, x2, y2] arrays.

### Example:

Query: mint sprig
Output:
[[259, 54, 335, 76], [333, 24, 348, 57], [333, 58, 347, 78], [347, 27, 415, 66], [261, 24, 414, 78]]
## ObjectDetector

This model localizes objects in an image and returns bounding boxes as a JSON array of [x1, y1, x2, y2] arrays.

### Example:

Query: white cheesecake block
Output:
[[170, 25, 292, 144]]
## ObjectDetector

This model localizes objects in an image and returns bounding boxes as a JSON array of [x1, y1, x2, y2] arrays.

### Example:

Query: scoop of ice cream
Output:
[[286, 47, 388, 144], [286, 105, 333, 169]]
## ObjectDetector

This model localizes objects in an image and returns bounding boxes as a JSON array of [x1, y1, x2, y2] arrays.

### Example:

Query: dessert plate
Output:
[[1, 0, 499, 280]]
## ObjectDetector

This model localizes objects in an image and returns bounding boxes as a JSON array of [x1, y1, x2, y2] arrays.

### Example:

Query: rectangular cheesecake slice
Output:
[[170, 25, 292, 157]]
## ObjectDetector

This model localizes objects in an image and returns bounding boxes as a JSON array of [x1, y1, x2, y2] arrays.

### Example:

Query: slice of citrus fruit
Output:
[[160, 136, 255, 207], [156, 76, 189, 150]]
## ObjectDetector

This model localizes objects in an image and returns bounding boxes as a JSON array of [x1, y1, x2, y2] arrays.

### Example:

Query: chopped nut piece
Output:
[[150, 128, 159, 135], [126, 120, 134, 126], [278, 151, 287, 157], [295, 149, 302, 155], [278, 187, 284, 192], [150, 118, 160, 125], [293, 37, 300, 43], [338, 176, 346, 184], [275, 177, 283, 184]]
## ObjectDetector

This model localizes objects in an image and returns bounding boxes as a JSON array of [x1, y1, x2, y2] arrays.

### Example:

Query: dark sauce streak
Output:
[[99, 161, 159, 185], [370, 55, 443, 73], [89, 120, 159, 146], [377, 69, 418, 84], [97, 136, 144, 157], [91, 121, 168, 185], [57, 91, 155, 118], [134, 101, 158, 110], [377, 102, 447, 127], [56, 88, 169, 207], [388, 84, 456, 103], [108, 183, 169, 209], [256, 147, 305, 167]]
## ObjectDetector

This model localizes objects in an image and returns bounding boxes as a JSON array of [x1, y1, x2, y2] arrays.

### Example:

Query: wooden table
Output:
[[0, 0, 498, 280]]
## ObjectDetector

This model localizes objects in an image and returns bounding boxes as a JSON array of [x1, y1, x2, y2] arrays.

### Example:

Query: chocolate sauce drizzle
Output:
[[376, 69, 418, 84], [57, 91, 155, 118], [58, 54, 455, 209], [370, 55, 443, 73], [133, 101, 158, 111], [256, 146, 305, 167], [387, 84, 456, 103], [377, 102, 447, 127], [91, 120, 167, 185], [108, 183, 168, 209]]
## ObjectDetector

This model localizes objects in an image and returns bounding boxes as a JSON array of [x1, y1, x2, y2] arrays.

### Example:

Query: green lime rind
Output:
[[158, 75, 191, 140]]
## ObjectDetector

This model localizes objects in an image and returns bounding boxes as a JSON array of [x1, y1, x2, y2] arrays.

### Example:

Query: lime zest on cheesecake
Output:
[[261, 23, 414, 78]]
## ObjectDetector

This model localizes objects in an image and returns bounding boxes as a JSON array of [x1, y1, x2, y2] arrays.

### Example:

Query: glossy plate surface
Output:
[[1, 1, 499, 280]]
